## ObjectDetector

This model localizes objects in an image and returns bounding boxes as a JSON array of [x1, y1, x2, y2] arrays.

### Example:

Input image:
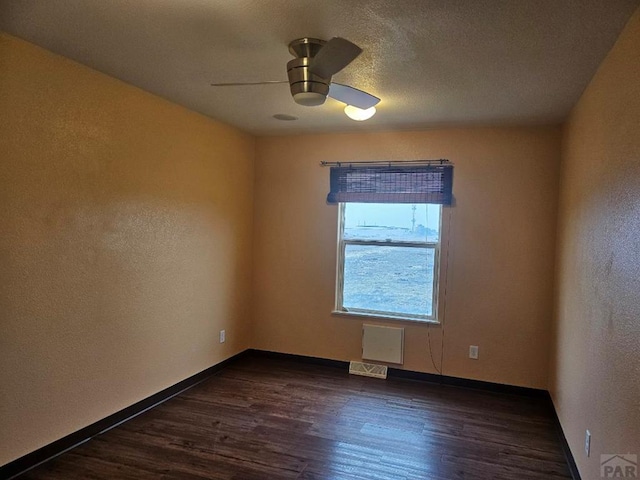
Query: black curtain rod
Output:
[[320, 159, 451, 167]]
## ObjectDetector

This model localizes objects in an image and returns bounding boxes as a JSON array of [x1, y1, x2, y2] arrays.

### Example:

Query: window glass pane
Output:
[[343, 244, 435, 317], [344, 203, 440, 242]]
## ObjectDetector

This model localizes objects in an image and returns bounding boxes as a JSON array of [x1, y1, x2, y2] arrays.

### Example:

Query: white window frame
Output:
[[334, 203, 442, 323]]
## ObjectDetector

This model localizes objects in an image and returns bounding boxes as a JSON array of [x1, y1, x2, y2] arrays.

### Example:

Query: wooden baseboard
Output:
[[549, 397, 582, 480], [247, 349, 349, 370], [249, 349, 548, 396], [0, 350, 250, 480], [387, 366, 550, 397]]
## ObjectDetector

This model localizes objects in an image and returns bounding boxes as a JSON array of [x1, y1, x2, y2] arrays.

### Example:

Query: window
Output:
[[325, 160, 453, 322], [335, 203, 442, 322]]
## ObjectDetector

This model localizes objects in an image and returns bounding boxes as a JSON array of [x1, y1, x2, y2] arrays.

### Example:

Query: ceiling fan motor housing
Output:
[[287, 57, 330, 106], [287, 38, 330, 107]]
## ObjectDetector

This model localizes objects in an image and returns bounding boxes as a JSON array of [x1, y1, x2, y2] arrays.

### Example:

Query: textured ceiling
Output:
[[1, 0, 638, 135]]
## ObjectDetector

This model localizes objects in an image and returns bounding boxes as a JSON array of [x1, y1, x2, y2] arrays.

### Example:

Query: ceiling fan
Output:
[[211, 37, 380, 110]]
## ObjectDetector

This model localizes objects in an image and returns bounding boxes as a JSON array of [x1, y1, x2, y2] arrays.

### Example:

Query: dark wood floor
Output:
[[17, 355, 571, 480]]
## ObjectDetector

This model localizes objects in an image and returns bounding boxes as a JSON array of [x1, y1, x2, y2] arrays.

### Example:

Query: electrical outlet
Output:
[[469, 345, 479, 359], [219, 330, 226, 343], [585, 430, 591, 457]]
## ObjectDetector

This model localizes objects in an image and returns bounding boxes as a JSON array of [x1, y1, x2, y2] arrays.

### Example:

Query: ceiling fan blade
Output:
[[328, 83, 380, 109], [211, 80, 288, 86], [309, 37, 362, 78]]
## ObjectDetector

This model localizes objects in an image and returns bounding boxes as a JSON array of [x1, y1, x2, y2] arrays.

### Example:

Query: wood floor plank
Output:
[[16, 355, 571, 479]]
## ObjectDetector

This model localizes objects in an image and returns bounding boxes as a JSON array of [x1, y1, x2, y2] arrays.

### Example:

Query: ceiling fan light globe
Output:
[[293, 92, 327, 106], [344, 105, 376, 121]]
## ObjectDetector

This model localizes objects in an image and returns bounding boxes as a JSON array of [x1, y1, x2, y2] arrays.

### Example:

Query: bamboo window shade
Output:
[[326, 162, 453, 205]]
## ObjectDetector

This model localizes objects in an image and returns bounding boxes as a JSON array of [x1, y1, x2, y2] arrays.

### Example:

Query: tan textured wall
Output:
[[0, 34, 254, 465], [253, 127, 561, 389], [551, 8, 640, 479]]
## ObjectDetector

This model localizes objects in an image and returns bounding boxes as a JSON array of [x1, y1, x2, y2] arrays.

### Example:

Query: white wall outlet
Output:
[[469, 345, 479, 359], [585, 430, 591, 457], [219, 330, 226, 343]]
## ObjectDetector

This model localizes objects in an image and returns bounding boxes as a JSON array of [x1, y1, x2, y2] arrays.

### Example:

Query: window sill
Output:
[[331, 310, 440, 325]]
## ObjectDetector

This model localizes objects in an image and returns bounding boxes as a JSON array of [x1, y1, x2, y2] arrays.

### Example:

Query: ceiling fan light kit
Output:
[[212, 36, 380, 115], [344, 105, 377, 121]]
